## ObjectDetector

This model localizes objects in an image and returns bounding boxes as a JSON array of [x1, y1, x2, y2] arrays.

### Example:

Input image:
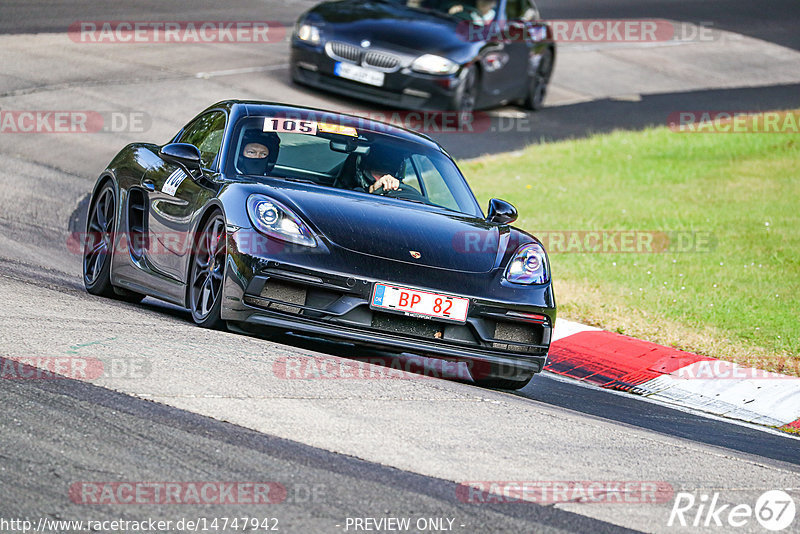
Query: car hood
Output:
[[308, 0, 471, 57], [272, 185, 500, 273]]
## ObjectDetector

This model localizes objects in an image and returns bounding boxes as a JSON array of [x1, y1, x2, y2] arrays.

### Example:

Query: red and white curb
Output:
[[549, 319, 800, 432]]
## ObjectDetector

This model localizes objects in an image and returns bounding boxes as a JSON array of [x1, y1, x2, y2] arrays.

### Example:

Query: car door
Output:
[[478, 0, 529, 101], [142, 111, 226, 282], [519, 0, 550, 90]]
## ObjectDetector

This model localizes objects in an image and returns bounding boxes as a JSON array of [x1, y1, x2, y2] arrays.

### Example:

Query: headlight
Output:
[[296, 23, 321, 44], [246, 195, 317, 248], [411, 54, 459, 75], [505, 243, 549, 285]]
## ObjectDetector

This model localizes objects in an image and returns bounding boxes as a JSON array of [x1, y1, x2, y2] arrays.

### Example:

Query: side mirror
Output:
[[487, 198, 518, 224], [160, 143, 202, 173]]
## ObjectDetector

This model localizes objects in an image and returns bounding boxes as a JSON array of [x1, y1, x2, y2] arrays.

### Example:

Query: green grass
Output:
[[460, 123, 800, 373]]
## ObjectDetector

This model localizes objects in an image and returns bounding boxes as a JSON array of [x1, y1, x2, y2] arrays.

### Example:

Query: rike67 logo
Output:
[[668, 490, 796, 531]]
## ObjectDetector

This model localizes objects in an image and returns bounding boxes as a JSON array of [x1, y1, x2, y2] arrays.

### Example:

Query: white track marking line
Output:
[[195, 63, 289, 78]]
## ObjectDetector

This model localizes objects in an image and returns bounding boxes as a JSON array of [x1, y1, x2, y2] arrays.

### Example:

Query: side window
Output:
[[399, 158, 423, 194], [178, 111, 226, 168], [505, 0, 524, 20], [410, 154, 459, 211]]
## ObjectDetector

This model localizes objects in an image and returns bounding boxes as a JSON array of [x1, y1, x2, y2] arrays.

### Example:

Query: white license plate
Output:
[[370, 283, 469, 323], [334, 62, 385, 87]]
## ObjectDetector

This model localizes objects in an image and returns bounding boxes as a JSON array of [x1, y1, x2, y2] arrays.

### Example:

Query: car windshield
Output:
[[226, 116, 483, 217], [388, 0, 498, 24]]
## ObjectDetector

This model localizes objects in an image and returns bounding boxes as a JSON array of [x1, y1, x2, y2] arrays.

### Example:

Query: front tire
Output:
[[452, 65, 478, 124], [524, 48, 554, 111], [189, 212, 226, 329]]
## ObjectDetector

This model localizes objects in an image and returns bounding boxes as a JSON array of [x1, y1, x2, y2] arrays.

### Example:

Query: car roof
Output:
[[201, 100, 445, 151]]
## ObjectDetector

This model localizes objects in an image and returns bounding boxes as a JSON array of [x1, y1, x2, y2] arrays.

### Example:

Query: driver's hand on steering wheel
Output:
[[369, 174, 400, 193], [448, 4, 464, 14]]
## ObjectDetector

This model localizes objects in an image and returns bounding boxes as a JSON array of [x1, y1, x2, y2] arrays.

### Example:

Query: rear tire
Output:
[[83, 182, 147, 303], [83, 183, 117, 298]]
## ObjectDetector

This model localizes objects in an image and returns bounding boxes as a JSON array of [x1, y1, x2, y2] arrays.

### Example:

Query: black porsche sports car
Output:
[[290, 0, 555, 113], [83, 101, 556, 389]]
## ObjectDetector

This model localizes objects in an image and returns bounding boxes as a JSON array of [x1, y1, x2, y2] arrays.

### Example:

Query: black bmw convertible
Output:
[[290, 0, 555, 113], [83, 101, 556, 389]]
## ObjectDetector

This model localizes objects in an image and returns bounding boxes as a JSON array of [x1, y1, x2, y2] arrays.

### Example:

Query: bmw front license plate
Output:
[[370, 283, 469, 323], [334, 62, 385, 87]]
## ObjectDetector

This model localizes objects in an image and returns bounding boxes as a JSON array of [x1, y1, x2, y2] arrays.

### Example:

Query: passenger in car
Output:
[[448, 0, 497, 25]]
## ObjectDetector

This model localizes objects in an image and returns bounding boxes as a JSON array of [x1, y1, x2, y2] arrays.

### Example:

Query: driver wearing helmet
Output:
[[237, 131, 281, 176]]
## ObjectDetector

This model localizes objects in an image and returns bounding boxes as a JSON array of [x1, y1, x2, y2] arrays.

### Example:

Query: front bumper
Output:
[[290, 42, 462, 111], [221, 231, 555, 379]]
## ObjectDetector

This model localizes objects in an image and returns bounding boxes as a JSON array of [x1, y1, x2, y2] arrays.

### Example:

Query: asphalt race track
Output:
[[0, 1, 799, 533], [2, 0, 800, 158]]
